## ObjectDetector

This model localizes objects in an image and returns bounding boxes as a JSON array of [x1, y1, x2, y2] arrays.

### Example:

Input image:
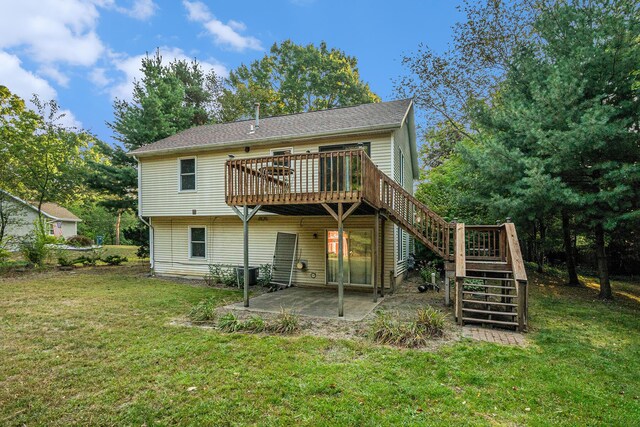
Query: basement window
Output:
[[179, 158, 196, 191], [189, 227, 206, 259]]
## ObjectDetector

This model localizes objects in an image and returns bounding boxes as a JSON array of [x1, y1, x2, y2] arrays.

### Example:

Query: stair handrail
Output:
[[359, 152, 452, 259], [504, 222, 527, 282]]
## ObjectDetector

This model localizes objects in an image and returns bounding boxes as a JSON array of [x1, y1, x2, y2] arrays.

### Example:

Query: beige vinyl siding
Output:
[[392, 122, 415, 278], [152, 215, 395, 289], [139, 134, 393, 218]]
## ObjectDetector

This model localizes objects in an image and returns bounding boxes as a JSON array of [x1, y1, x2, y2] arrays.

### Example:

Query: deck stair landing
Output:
[[225, 149, 528, 330]]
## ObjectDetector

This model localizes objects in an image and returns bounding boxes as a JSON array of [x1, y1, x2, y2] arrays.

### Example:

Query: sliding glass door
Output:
[[327, 229, 373, 286]]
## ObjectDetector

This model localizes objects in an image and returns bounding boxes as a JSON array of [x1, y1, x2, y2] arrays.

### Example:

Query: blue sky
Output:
[[0, 0, 461, 145]]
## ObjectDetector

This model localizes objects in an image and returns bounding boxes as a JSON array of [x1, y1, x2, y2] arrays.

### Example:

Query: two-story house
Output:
[[130, 99, 416, 286], [130, 98, 528, 328]]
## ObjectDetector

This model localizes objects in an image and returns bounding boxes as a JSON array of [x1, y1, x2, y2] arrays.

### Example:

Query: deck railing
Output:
[[464, 225, 505, 261], [225, 150, 367, 206], [225, 150, 525, 264]]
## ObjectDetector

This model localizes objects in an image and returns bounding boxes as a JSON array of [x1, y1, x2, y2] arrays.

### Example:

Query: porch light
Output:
[[228, 154, 235, 159]]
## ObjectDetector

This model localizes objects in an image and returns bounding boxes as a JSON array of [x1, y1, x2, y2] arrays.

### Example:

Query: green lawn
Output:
[[1, 266, 638, 426]]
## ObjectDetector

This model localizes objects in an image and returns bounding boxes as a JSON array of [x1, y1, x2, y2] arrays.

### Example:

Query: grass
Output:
[[1, 266, 639, 425]]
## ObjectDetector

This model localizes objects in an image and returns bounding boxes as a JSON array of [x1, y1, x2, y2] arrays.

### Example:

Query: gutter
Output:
[[134, 156, 154, 271]]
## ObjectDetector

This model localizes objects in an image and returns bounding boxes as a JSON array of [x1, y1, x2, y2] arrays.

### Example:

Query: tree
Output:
[[88, 50, 223, 244], [396, 0, 539, 141], [8, 95, 98, 213], [219, 40, 380, 121], [110, 49, 223, 151], [0, 86, 97, 215], [462, 0, 640, 297]]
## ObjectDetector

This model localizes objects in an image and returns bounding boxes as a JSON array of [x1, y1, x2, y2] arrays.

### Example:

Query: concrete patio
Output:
[[225, 287, 383, 321]]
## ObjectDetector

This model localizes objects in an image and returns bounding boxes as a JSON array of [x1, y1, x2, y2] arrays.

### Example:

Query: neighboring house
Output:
[[129, 98, 528, 328], [0, 190, 81, 244]]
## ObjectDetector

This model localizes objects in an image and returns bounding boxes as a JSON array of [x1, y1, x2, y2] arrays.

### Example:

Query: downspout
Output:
[[134, 156, 154, 272]]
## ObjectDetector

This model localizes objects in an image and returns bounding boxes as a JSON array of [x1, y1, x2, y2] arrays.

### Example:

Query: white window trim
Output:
[[188, 225, 207, 260], [270, 147, 294, 156], [178, 156, 197, 193]]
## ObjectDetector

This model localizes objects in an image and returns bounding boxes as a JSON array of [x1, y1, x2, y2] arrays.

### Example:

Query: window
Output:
[[398, 149, 405, 187], [179, 158, 196, 191], [49, 222, 55, 235], [396, 227, 405, 262], [319, 143, 371, 192], [271, 148, 292, 166], [189, 227, 206, 259]]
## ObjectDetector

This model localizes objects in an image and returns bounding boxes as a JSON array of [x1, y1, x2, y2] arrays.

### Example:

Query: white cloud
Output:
[[110, 47, 229, 101], [183, 1, 262, 51], [115, 0, 157, 20], [89, 68, 112, 87], [0, 1, 105, 66], [0, 51, 82, 129], [0, 51, 57, 101], [184, 0, 211, 21], [38, 67, 70, 87]]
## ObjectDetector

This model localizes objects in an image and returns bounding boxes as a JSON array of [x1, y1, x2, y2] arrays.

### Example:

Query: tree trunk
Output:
[[594, 222, 612, 299], [115, 210, 122, 246], [536, 219, 545, 273], [562, 210, 580, 286]]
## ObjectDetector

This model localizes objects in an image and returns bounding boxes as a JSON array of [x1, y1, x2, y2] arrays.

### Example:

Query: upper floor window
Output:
[[179, 158, 196, 191], [271, 148, 292, 167], [398, 150, 405, 187]]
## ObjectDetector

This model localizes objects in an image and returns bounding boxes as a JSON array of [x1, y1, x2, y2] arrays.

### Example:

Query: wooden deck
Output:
[[225, 149, 528, 329]]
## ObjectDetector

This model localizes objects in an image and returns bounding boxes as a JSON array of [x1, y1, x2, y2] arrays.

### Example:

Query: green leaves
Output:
[[219, 40, 380, 122]]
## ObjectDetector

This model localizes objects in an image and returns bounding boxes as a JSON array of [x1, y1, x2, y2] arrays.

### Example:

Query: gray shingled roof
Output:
[[129, 98, 413, 156]]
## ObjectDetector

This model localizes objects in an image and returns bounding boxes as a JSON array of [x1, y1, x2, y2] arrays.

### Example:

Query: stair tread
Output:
[[467, 260, 508, 265], [462, 317, 519, 326], [463, 285, 516, 291], [466, 269, 513, 274], [462, 299, 517, 307], [462, 291, 517, 298], [462, 308, 518, 316], [464, 276, 514, 281]]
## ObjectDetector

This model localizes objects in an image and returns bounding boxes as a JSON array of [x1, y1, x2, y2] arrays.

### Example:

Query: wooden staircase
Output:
[[225, 148, 528, 330], [365, 163, 528, 331]]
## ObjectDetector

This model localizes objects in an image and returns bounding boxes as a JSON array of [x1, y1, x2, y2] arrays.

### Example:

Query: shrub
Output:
[[66, 235, 93, 248], [268, 309, 300, 334], [203, 264, 237, 287], [102, 255, 128, 266], [370, 308, 445, 348], [57, 256, 76, 267], [257, 263, 272, 287], [218, 312, 241, 332], [75, 248, 104, 266], [0, 245, 10, 264], [20, 238, 48, 266], [136, 244, 149, 259], [188, 297, 218, 322], [419, 262, 438, 283]]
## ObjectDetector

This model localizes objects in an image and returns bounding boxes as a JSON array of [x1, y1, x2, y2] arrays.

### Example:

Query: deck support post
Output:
[[231, 204, 262, 308], [337, 203, 344, 317], [373, 211, 380, 302]]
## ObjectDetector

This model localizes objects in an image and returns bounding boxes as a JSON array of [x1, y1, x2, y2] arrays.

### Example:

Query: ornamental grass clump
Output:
[[188, 297, 218, 323], [370, 307, 445, 348], [268, 309, 300, 334]]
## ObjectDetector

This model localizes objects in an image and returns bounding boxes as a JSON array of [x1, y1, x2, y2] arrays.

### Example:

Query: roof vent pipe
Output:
[[254, 102, 260, 128]]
